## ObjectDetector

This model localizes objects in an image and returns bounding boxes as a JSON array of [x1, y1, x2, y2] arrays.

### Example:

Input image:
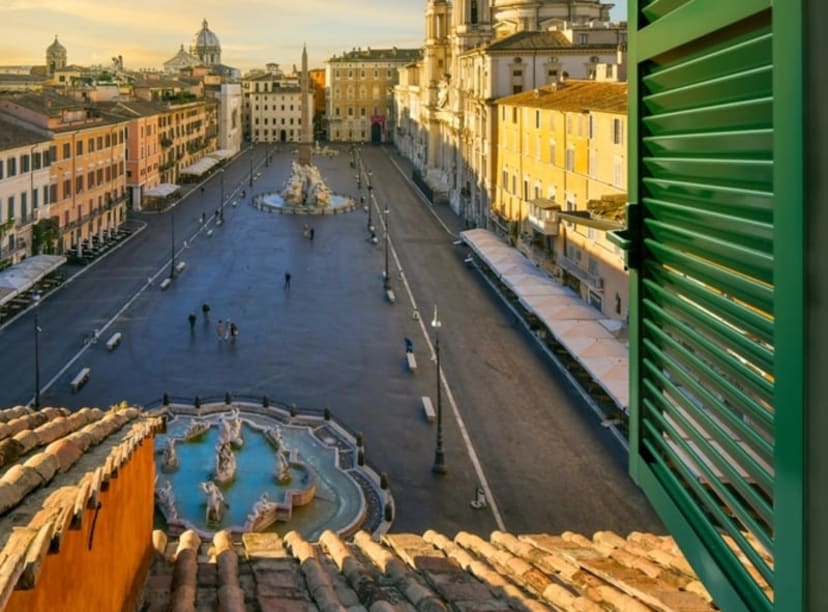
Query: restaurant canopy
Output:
[[461, 228, 630, 411], [179, 157, 219, 176], [0, 255, 66, 306], [144, 183, 180, 198]]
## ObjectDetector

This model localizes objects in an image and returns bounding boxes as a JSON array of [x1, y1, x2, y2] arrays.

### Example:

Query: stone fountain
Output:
[[153, 401, 389, 541]]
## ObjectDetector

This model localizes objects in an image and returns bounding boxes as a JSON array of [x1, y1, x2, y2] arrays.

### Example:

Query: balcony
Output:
[[527, 199, 560, 236], [557, 255, 604, 292]]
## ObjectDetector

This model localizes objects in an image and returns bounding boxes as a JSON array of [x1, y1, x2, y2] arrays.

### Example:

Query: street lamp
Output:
[[249, 145, 254, 187], [219, 169, 225, 222], [383, 205, 390, 289], [169, 209, 176, 280], [431, 305, 446, 474], [33, 292, 41, 410], [367, 171, 374, 232]]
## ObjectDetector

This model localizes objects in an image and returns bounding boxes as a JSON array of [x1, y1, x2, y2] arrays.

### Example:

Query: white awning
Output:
[[461, 228, 630, 411], [209, 149, 236, 161], [144, 183, 180, 198], [0, 255, 66, 306], [180, 157, 219, 176]]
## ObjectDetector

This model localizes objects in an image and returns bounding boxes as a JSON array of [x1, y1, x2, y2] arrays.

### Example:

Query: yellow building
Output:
[[326, 47, 420, 143], [494, 80, 629, 320], [0, 92, 130, 254]]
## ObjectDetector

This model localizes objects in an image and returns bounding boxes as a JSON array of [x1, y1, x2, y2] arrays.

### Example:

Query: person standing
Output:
[[188, 312, 197, 333], [284, 272, 291, 289], [229, 321, 238, 342], [216, 319, 225, 341], [309, 227, 315, 241], [202, 303, 211, 320]]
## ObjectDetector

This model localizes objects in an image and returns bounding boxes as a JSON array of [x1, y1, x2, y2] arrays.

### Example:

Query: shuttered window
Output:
[[620, 2, 805, 611]]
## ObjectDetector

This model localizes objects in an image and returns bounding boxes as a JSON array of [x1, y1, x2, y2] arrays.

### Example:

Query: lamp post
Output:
[[383, 205, 390, 289], [169, 210, 175, 279], [249, 144, 254, 187], [219, 169, 225, 222], [367, 171, 374, 232], [431, 305, 446, 474], [33, 292, 41, 410]]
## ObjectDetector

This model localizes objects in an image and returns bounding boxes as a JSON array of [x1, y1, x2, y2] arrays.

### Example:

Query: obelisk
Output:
[[298, 43, 312, 166]]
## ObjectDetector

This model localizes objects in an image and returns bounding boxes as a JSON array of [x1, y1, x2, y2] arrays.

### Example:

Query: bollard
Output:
[[290, 403, 297, 417], [357, 450, 365, 466], [384, 503, 393, 522], [323, 407, 331, 421], [225, 391, 233, 405], [356, 432, 364, 448], [262, 395, 270, 408], [380, 472, 389, 490], [194, 395, 201, 408], [162, 392, 170, 406]]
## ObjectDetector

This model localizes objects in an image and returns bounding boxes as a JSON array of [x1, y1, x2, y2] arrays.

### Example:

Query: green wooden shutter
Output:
[[619, 2, 805, 610]]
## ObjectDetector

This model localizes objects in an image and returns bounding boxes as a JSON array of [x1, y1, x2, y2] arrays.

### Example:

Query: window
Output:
[[76, 175, 84, 193], [578, 33, 588, 44], [63, 143, 70, 159], [33, 152, 42, 170], [588, 115, 595, 139], [0, 161, 3, 180], [613, 155, 623, 187], [21, 154, 30, 173], [471, 0, 478, 23], [20, 192, 27, 223], [502, 170, 508, 190], [33, 188, 39, 209], [549, 140, 557, 164], [565, 148, 575, 171], [523, 179, 529, 200], [88, 138, 95, 153], [513, 70, 523, 77], [7, 196, 14, 221], [588, 150, 596, 177], [7, 157, 16, 177], [612, 118, 624, 145], [76, 140, 83, 156]]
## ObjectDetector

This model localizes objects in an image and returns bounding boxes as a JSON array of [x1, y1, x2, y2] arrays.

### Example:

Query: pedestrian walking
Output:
[[309, 227, 315, 241], [284, 272, 291, 289], [216, 319, 225, 341], [201, 211, 206, 224], [188, 312, 197, 332], [229, 321, 239, 342], [224, 319, 231, 341], [202, 303, 211, 320]]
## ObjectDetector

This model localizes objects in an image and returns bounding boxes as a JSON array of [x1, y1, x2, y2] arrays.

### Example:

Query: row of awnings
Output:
[[0, 255, 66, 307], [179, 149, 237, 176], [461, 228, 629, 411]]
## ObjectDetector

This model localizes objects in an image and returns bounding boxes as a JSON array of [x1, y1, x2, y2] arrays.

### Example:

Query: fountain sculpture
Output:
[[220, 409, 244, 449], [214, 438, 237, 484], [161, 437, 179, 472], [281, 161, 333, 207], [156, 478, 178, 519], [201, 480, 226, 525]]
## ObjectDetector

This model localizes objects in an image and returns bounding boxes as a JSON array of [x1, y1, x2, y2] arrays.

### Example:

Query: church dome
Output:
[[192, 19, 220, 49], [47, 35, 65, 53]]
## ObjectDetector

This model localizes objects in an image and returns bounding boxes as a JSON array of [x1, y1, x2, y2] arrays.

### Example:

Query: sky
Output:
[[0, 0, 628, 73]]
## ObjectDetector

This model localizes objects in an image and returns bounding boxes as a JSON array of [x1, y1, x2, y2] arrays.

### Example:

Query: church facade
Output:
[[394, 0, 625, 227]]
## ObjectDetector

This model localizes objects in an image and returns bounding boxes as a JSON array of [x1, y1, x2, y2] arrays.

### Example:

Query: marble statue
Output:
[[156, 478, 178, 519], [182, 419, 209, 441], [220, 409, 244, 449], [281, 161, 333, 207], [201, 480, 225, 524], [214, 438, 237, 484], [276, 450, 291, 484], [162, 437, 179, 471]]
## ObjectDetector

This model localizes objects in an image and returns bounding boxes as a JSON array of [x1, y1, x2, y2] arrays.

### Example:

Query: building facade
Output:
[[0, 93, 130, 254], [326, 47, 421, 143], [394, 0, 625, 227], [495, 80, 628, 319], [242, 71, 312, 144], [0, 118, 54, 265]]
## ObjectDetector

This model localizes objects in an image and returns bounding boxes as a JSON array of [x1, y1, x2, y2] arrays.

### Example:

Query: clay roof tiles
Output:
[[142, 527, 718, 611], [497, 80, 628, 114], [0, 404, 162, 609]]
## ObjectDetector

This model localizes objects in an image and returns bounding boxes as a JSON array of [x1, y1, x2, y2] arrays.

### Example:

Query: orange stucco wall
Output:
[[7, 435, 157, 612]]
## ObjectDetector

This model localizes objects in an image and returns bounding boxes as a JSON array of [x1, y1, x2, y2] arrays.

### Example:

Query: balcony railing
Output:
[[557, 255, 604, 291], [528, 213, 559, 236]]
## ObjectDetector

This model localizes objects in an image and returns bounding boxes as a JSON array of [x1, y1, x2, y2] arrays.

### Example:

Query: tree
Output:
[[31, 218, 59, 255]]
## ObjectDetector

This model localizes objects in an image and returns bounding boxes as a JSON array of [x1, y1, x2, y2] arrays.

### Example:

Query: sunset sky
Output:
[[0, 0, 628, 72]]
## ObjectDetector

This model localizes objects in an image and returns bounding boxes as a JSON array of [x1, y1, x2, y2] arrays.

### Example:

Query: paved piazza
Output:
[[0, 144, 662, 537]]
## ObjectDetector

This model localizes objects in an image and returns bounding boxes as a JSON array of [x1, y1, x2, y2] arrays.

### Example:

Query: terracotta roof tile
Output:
[[142, 527, 720, 611], [0, 405, 162, 607]]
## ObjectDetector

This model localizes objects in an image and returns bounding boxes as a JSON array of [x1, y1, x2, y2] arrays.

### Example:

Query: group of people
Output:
[[187, 304, 238, 343], [302, 224, 316, 241], [215, 319, 239, 343]]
